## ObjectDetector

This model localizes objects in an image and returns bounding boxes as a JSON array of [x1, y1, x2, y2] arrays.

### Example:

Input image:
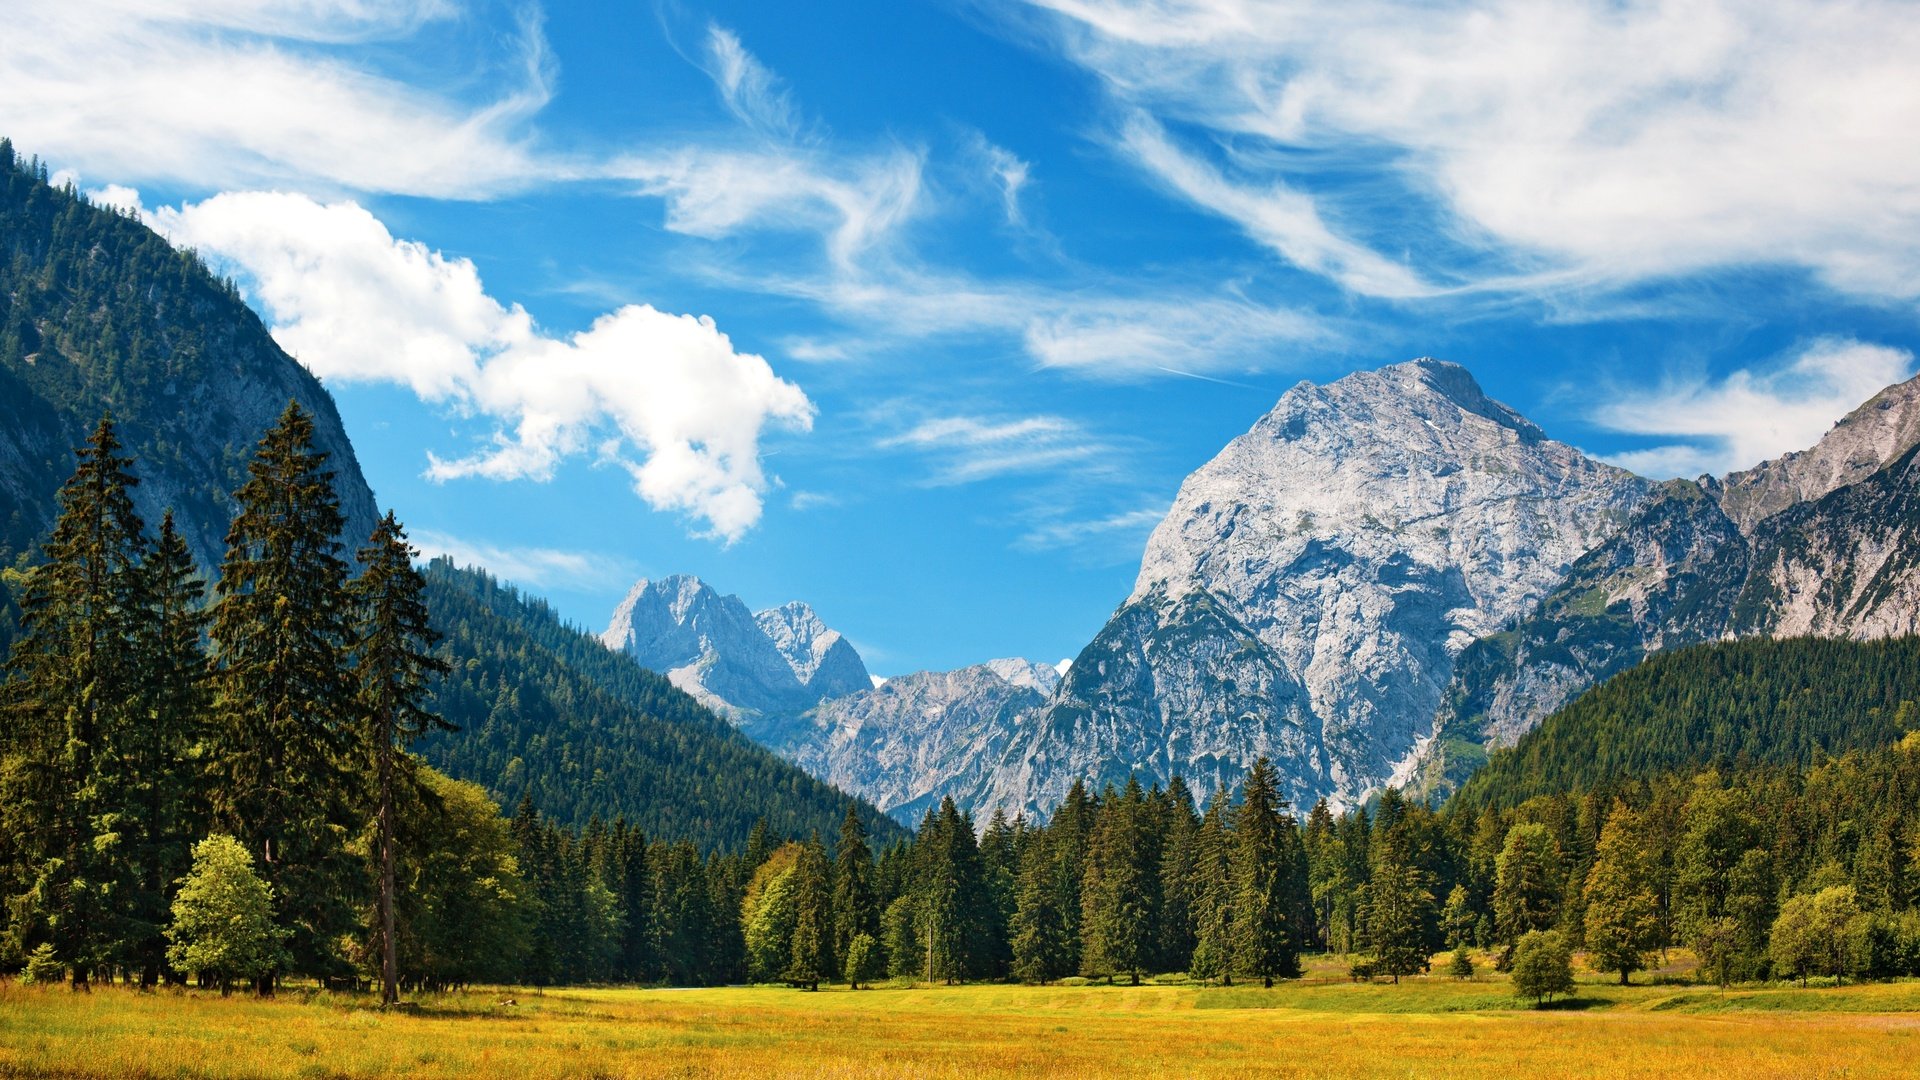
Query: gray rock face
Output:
[[755, 601, 872, 700], [991, 359, 1655, 815], [1411, 372, 1920, 800], [767, 659, 1061, 825], [600, 576, 870, 722]]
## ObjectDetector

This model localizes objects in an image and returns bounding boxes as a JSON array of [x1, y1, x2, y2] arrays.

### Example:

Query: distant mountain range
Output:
[[617, 359, 1920, 823]]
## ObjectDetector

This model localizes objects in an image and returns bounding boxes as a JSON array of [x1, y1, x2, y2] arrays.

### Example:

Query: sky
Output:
[[6, 0, 1920, 676]]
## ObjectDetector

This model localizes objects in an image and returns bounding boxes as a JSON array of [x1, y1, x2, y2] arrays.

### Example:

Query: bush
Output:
[[166, 835, 289, 994], [1447, 947, 1475, 980], [1347, 958, 1376, 982], [1510, 930, 1574, 1006], [20, 943, 64, 986]]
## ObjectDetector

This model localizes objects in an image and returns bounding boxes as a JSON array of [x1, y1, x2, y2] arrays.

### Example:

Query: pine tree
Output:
[[121, 511, 209, 986], [2, 416, 146, 987], [208, 401, 360, 989], [1157, 777, 1201, 972], [1010, 833, 1069, 983], [786, 835, 831, 990], [1493, 822, 1562, 960], [1083, 778, 1156, 983], [1582, 804, 1662, 984], [830, 804, 877, 975], [1231, 758, 1301, 986], [1367, 820, 1433, 983], [1189, 789, 1235, 985], [350, 511, 451, 1005]]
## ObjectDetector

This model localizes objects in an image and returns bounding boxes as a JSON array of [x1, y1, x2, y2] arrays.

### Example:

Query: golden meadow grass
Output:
[[6, 967, 1920, 1079]]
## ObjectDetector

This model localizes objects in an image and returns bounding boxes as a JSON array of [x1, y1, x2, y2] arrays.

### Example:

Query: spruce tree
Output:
[[1231, 758, 1301, 986], [1157, 777, 1201, 973], [1189, 789, 1235, 985], [1010, 833, 1068, 983], [208, 401, 360, 989], [1493, 822, 1562, 961], [121, 511, 209, 986], [350, 511, 451, 1005], [1366, 821, 1432, 983], [786, 834, 831, 990], [2, 416, 146, 987], [831, 804, 878, 974], [1083, 777, 1156, 984]]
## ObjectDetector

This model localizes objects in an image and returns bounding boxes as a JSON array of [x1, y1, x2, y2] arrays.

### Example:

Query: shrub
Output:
[[20, 943, 64, 986], [1447, 947, 1475, 980]]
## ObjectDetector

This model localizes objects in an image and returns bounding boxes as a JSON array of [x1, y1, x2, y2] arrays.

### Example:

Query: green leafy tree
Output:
[[741, 844, 801, 983], [1231, 759, 1302, 986], [1441, 884, 1477, 949], [844, 931, 883, 989], [1509, 929, 1574, 1006], [166, 835, 289, 994], [1770, 886, 1869, 986], [208, 402, 360, 988], [391, 770, 530, 989], [1582, 805, 1663, 984], [351, 511, 450, 1004]]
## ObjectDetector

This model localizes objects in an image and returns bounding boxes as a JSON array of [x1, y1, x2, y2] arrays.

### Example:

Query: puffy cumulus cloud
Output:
[[152, 191, 814, 542], [2, 0, 554, 198], [1018, 0, 1920, 299], [1591, 340, 1918, 478]]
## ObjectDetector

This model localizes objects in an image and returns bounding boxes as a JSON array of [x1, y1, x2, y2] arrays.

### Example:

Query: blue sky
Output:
[[7, 0, 1920, 674]]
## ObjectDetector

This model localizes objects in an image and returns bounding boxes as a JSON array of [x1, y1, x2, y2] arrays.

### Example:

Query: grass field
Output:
[[6, 962, 1920, 1078]]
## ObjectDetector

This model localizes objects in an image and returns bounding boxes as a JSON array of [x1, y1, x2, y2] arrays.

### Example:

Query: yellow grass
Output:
[[5, 970, 1920, 1079]]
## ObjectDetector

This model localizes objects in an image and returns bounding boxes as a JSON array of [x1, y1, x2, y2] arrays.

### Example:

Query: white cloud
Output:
[[2, 0, 555, 198], [152, 191, 814, 541], [1017, 505, 1167, 550], [1590, 340, 1918, 478], [410, 530, 634, 592], [1018, 0, 1920, 299], [703, 25, 809, 144], [880, 414, 1113, 484]]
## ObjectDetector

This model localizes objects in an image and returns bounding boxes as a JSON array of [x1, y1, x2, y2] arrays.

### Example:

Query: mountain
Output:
[[418, 561, 904, 848], [599, 575, 872, 720], [1414, 373, 1920, 799], [1450, 634, 1920, 810], [0, 140, 379, 579], [978, 359, 1654, 816], [758, 658, 1062, 825], [0, 144, 894, 849]]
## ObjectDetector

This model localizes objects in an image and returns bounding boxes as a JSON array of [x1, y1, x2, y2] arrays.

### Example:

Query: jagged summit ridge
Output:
[[600, 575, 870, 720], [989, 358, 1656, 816]]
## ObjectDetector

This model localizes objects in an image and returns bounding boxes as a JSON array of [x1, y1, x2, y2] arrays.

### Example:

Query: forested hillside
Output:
[[0, 139, 379, 582], [1452, 635, 1920, 809], [419, 559, 904, 849]]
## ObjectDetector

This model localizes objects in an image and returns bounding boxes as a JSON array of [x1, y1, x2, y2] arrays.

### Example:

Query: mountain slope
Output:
[[1415, 374, 1920, 799], [0, 141, 378, 576], [757, 658, 1061, 824], [420, 560, 905, 848], [1451, 635, 1920, 810], [986, 359, 1653, 815]]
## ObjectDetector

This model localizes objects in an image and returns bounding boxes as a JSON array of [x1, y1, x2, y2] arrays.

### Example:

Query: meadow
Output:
[[6, 958, 1920, 1079]]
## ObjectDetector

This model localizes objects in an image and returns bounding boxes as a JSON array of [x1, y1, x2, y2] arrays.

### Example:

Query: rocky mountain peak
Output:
[[601, 575, 869, 719], [1717, 372, 1920, 532]]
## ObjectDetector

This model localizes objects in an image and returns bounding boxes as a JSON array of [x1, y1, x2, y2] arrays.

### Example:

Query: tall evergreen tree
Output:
[[121, 511, 209, 986], [1010, 832, 1069, 983], [208, 401, 360, 989], [1231, 758, 1302, 986], [786, 834, 831, 990], [350, 511, 451, 1005], [831, 804, 878, 975], [1157, 777, 1201, 972], [1366, 818, 1433, 983], [1189, 789, 1235, 985], [1493, 822, 1562, 960], [2, 416, 146, 987]]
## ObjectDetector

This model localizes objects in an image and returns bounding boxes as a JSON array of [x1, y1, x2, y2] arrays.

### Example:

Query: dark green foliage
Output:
[[208, 402, 360, 984], [1456, 635, 1920, 809], [830, 803, 878, 975], [1231, 758, 1306, 985], [1, 417, 146, 986], [415, 558, 904, 851], [785, 835, 831, 989]]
